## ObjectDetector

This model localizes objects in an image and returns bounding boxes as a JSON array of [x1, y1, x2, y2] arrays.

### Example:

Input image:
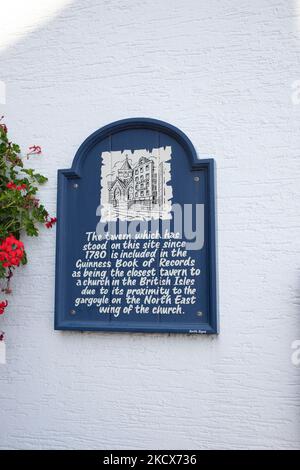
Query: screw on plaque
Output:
[[70, 309, 76, 315], [194, 176, 200, 182], [197, 311, 203, 317], [73, 183, 79, 189]]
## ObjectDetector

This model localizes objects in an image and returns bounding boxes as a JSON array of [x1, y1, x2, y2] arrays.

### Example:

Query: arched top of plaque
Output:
[[69, 118, 204, 175]]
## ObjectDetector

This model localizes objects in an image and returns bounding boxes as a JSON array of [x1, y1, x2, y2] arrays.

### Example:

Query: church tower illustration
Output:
[[108, 154, 159, 210]]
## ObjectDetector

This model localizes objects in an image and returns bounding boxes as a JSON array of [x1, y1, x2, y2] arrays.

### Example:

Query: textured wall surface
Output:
[[0, 0, 300, 450]]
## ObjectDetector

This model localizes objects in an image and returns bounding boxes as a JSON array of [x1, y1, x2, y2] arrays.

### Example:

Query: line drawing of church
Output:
[[108, 155, 163, 210], [100, 147, 172, 222]]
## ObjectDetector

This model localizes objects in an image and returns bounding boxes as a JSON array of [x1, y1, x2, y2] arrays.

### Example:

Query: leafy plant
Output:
[[0, 117, 56, 323]]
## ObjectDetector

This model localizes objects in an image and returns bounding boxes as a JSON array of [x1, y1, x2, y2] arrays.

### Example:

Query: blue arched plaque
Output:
[[55, 118, 218, 333]]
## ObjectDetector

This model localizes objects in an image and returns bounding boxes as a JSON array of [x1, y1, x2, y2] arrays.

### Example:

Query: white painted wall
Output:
[[0, 0, 300, 450]]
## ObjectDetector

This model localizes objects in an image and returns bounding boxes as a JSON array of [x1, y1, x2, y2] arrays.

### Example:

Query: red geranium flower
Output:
[[45, 217, 57, 228], [6, 181, 27, 191], [0, 300, 8, 315], [0, 116, 7, 134], [0, 235, 25, 268], [28, 145, 42, 155], [16, 183, 27, 191]]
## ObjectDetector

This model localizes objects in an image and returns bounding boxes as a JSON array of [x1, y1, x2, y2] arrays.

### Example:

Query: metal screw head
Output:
[[70, 309, 76, 315], [197, 311, 203, 317], [73, 183, 79, 189], [194, 176, 200, 182]]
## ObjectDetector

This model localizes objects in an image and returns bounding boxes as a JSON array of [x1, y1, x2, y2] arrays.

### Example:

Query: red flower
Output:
[[16, 183, 27, 191], [0, 300, 8, 315], [28, 145, 42, 155], [6, 181, 27, 191], [0, 116, 7, 134], [6, 181, 16, 190], [0, 252, 9, 264], [45, 217, 57, 228], [0, 235, 25, 268]]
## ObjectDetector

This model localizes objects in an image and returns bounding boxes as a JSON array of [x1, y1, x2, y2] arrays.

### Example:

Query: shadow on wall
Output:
[[2, 0, 300, 150]]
